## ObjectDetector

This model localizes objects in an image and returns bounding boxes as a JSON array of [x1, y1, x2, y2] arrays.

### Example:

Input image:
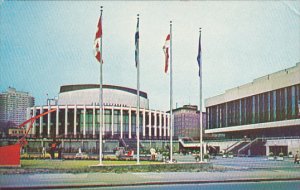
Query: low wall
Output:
[[89, 162, 212, 172]]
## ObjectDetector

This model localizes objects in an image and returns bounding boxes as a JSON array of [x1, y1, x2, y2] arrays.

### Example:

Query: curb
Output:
[[2, 177, 300, 189]]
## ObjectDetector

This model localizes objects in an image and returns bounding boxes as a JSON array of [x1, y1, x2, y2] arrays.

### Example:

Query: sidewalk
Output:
[[1, 157, 300, 189]]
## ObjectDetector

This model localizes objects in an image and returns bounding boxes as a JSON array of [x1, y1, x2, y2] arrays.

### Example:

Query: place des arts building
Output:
[[24, 84, 173, 153], [205, 63, 300, 156]]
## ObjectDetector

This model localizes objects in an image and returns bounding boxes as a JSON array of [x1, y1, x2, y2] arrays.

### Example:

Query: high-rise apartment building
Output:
[[0, 87, 34, 127]]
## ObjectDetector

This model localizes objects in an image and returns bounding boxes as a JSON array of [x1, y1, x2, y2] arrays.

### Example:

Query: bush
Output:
[[279, 152, 284, 157], [269, 152, 274, 157], [203, 154, 209, 159], [289, 151, 292, 155]]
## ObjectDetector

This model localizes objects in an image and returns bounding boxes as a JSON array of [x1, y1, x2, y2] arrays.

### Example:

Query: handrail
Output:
[[225, 141, 241, 153], [205, 138, 244, 143], [178, 139, 200, 147], [258, 136, 300, 140], [237, 138, 261, 156]]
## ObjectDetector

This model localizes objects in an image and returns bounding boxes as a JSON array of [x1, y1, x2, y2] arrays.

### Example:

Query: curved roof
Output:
[[60, 84, 148, 99]]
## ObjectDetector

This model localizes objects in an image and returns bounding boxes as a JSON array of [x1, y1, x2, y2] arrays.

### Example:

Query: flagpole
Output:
[[199, 28, 203, 162], [99, 6, 103, 165], [169, 20, 173, 163], [136, 14, 140, 165]]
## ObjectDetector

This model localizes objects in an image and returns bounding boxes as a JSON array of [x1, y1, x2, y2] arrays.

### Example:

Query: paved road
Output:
[[92, 181, 300, 190], [1, 157, 300, 189], [210, 156, 300, 169]]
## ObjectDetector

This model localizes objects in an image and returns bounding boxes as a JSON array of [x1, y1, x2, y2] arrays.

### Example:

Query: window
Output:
[[291, 86, 296, 117], [273, 91, 276, 121]]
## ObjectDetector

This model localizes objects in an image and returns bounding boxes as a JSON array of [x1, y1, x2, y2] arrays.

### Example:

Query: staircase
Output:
[[237, 138, 267, 156], [119, 139, 143, 152], [228, 141, 250, 156], [224, 141, 241, 153]]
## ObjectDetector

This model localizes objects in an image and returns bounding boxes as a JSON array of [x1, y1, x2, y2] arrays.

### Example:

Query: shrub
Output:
[[203, 154, 209, 159], [279, 152, 284, 157], [269, 152, 274, 157], [289, 151, 293, 155]]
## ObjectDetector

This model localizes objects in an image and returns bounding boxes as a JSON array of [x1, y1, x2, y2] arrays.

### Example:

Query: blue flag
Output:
[[197, 31, 202, 77], [135, 18, 139, 67]]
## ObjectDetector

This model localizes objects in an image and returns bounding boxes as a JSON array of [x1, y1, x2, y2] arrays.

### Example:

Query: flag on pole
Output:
[[135, 17, 139, 67], [94, 14, 103, 63], [197, 31, 202, 77], [163, 34, 170, 73]]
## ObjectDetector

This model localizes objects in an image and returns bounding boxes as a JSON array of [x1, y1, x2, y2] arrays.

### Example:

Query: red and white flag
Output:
[[94, 15, 103, 63], [163, 34, 170, 73]]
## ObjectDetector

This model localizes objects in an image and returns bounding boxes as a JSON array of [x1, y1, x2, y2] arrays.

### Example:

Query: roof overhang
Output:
[[205, 119, 300, 134]]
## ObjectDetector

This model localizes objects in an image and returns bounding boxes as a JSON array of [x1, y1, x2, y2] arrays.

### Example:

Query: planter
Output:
[[268, 156, 275, 160], [204, 159, 208, 162], [277, 157, 284, 161], [288, 155, 294, 158], [222, 154, 228, 158], [228, 155, 234, 158]]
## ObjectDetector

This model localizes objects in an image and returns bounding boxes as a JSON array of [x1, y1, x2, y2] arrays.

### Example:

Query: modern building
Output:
[[27, 84, 169, 139], [24, 84, 173, 153], [0, 87, 35, 127], [172, 105, 206, 140], [205, 63, 300, 156]]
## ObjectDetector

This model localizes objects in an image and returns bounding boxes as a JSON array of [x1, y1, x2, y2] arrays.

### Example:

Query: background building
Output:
[[172, 105, 206, 140], [205, 63, 300, 156], [0, 87, 34, 128]]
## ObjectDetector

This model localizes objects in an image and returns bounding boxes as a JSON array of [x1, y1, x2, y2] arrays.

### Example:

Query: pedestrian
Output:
[[42, 147, 46, 159], [294, 151, 299, 164]]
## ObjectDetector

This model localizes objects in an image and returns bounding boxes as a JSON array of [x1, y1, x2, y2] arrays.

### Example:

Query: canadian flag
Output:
[[163, 34, 170, 73], [94, 15, 103, 63]]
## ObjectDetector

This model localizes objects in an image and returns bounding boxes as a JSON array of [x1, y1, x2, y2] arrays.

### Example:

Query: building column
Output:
[[120, 107, 123, 138], [204, 143, 207, 154], [266, 145, 270, 156], [47, 105, 51, 137], [159, 111, 162, 137], [142, 109, 146, 138], [65, 105, 68, 137], [111, 107, 114, 137], [56, 105, 59, 136], [154, 111, 157, 137], [39, 107, 43, 136], [164, 112, 166, 137], [92, 104, 95, 137], [32, 107, 36, 137], [74, 105, 77, 137], [167, 114, 170, 137], [129, 107, 132, 139], [83, 105, 86, 137], [148, 111, 152, 138]]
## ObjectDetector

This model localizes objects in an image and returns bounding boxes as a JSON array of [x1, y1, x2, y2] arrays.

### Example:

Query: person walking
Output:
[[294, 151, 299, 164]]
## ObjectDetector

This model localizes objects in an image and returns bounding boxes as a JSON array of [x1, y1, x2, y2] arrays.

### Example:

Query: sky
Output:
[[1, 1, 300, 111]]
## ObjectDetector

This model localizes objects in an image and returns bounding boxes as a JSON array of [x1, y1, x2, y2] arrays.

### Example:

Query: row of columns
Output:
[[27, 105, 170, 139]]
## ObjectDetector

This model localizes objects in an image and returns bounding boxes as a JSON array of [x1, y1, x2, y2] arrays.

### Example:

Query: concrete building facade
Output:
[[172, 105, 206, 140], [205, 63, 300, 156], [26, 85, 170, 146], [0, 87, 34, 127]]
